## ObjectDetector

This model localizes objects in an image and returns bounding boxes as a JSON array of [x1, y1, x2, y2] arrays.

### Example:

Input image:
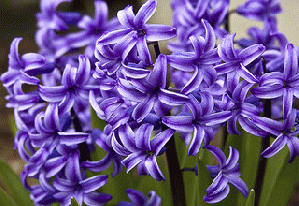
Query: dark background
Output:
[[0, 0, 298, 205]]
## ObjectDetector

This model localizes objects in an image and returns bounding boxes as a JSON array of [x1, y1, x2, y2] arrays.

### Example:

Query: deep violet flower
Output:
[[253, 109, 299, 162], [237, 0, 282, 22], [204, 146, 249, 204], [56, 0, 121, 57], [82, 128, 123, 177], [168, 19, 220, 90], [162, 92, 231, 156], [117, 54, 189, 122], [118, 189, 161, 206], [53, 150, 112, 206], [98, 0, 177, 66], [1, 38, 55, 94], [39, 55, 99, 115], [215, 33, 266, 83], [112, 123, 175, 181], [251, 44, 299, 119], [36, 0, 82, 31]]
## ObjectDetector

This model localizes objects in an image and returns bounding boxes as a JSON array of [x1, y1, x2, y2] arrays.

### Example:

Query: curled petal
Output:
[[262, 134, 287, 159], [80, 175, 108, 193], [145, 24, 177, 41]]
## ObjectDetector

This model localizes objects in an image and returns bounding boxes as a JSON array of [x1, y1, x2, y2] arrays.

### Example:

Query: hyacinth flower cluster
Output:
[[1, 0, 299, 205]]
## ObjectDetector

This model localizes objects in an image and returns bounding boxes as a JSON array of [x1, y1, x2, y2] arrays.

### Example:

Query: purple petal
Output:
[[75, 55, 91, 86], [38, 85, 67, 102], [8, 38, 24, 68], [252, 116, 283, 136], [135, 123, 153, 151], [82, 154, 112, 173], [62, 64, 76, 88], [188, 125, 204, 156], [132, 95, 155, 123], [151, 128, 175, 155], [200, 111, 231, 126], [202, 19, 216, 52], [44, 103, 60, 131], [181, 67, 203, 94], [239, 44, 265, 66], [118, 124, 138, 152], [236, 64, 258, 83], [135, 0, 156, 26], [111, 133, 130, 156], [43, 156, 67, 178], [144, 155, 165, 181], [149, 54, 167, 88], [283, 88, 293, 119], [286, 135, 299, 162], [218, 33, 238, 61], [84, 192, 112, 206], [58, 132, 89, 146], [158, 88, 189, 106], [261, 134, 287, 158], [80, 175, 108, 193], [251, 84, 284, 99], [136, 35, 152, 66], [98, 29, 131, 44], [114, 31, 139, 59], [65, 150, 82, 182], [284, 44, 298, 80], [205, 145, 226, 167], [145, 24, 177, 41], [226, 174, 249, 197], [53, 176, 76, 192], [122, 152, 147, 172], [126, 189, 147, 204], [214, 62, 239, 74], [223, 147, 239, 171], [162, 116, 193, 132], [117, 5, 135, 28], [204, 184, 230, 204]]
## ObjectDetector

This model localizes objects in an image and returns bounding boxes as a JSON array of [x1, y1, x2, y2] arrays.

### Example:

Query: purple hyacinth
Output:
[[82, 128, 123, 176], [117, 54, 189, 123], [252, 43, 299, 119], [237, 0, 282, 22], [215, 33, 266, 83], [168, 19, 220, 90], [163, 92, 231, 156], [204, 146, 249, 204], [118, 189, 161, 206], [253, 109, 299, 162], [38, 55, 99, 115], [98, 0, 176, 66], [111, 123, 175, 181], [53, 150, 112, 206], [36, 0, 82, 31]]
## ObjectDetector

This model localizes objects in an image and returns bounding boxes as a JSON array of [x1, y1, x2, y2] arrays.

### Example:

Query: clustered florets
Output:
[[2, 0, 298, 205]]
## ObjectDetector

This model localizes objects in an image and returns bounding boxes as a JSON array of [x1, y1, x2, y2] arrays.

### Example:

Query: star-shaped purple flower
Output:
[[204, 146, 249, 204], [98, 0, 176, 66]]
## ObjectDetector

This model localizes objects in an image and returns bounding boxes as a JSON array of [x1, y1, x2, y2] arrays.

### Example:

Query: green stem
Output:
[[165, 137, 186, 206]]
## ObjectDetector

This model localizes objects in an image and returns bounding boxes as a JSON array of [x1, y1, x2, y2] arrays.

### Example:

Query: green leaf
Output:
[[196, 149, 212, 206], [71, 197, 80, 206], [0, 187, 17, 206], [0, 158, 33, 206], [259, 146, 299, 206], [245, 190, 255, 206], [237, 132, 261, 205], [9, 115, 18, 136], [91, 107, 106, 131]]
